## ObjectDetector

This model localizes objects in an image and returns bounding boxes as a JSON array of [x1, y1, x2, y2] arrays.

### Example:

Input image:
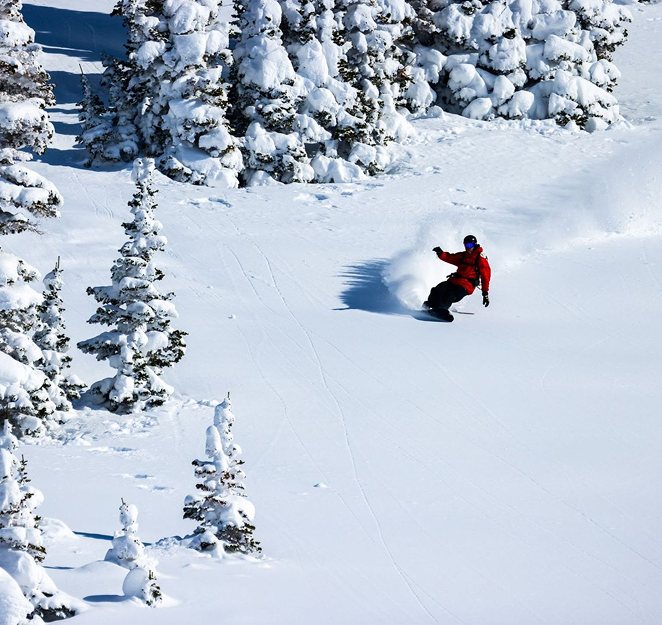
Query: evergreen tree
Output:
[[0, 163, 62, 236], [567, 0, 630, 88], [138, 0, 244, 186], [372, 0, 421, 109], [33, 259, 86, 405], [279, 0, 337, 145], [276, 0, 375, 182], [90, 0, 160, 165], [0, 422, 81, 620], [95, 55, 142, 163], [122, 567, 162, 606], [0, 0, 62, 233], [77, 159, 185, 413], [76, 72, 115, 167], [0, 1, 64, 436], [105, 499, 154, 569], [0, 0, 54, 162], [0, 422, 44, 561], [114, 0, 168, 153], [334, 0, 414, 173], [0, 250, 59, 435], [232, 0, 314, 184], [184, 396, 261, 556], [94, 0, 243, 185], [336, 0, 385, 151], [105, 500, 163, 604], [417, 0, 630, 126]]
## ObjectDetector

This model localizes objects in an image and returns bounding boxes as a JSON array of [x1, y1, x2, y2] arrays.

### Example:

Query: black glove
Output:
[[432, 246, 443, 255], [482, 292, 490, 307]]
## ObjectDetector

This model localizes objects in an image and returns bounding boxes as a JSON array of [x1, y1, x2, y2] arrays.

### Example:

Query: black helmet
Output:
[[463, 234, 478, 247]]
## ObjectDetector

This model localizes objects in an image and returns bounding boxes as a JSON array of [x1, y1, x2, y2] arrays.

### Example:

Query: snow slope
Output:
[[4, 1, 662, 623]]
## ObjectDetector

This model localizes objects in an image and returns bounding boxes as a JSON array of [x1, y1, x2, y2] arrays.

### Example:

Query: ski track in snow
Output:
[[171, 194, 458, 620], [219, 272, 436, 621], [315, 327, 652, 582], [216, 210, 445, 620], [322, 371, 553, 623], [256, 254, 445, 623], [306, 271, 662, 616]]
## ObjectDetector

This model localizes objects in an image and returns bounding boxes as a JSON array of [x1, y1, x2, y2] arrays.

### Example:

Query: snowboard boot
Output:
[[429, 308, 454, 322]]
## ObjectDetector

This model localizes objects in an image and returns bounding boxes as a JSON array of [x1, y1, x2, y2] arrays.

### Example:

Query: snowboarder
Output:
[[423, 235, 491, 321]]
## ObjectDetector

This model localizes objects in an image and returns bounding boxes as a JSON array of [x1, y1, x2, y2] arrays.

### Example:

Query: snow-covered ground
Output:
[[5, 0, 662, 622]]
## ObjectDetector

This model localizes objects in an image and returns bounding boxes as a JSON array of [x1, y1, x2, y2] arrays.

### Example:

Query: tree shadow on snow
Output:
[[44, 565, 75, 571], [38, 141, 89, 169], [23, 4, 126, 104], [337, 260, 409, 315], [51, 119, 80, 137], [84, 594, 126, 604], [23, 4, 126, 61], [46, 70, 88, 108], [73, 531, 113, 542]]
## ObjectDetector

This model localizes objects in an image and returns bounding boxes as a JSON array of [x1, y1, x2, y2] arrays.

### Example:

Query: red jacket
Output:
[[437, 246, 491, 295]]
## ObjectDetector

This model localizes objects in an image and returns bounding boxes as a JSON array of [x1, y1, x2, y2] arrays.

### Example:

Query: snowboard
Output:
[[419, 308, 454, 322]]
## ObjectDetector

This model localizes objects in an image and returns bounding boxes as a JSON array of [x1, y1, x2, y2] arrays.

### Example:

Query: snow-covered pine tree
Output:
[[132, 0, 245, 186], [0, 421, 81, 620], [90, 1, 244, 184], [104, 499, 154, 569], [571, 0, 630, 62], [275, 0, 354, 181], [0, 0, 62, 234], [0, 162, 62, 236], [0, 422, 44, 562], [76, 72, 115, 167], [114, 0, 170, 154], [33, 259, 86, 405], [88, 0, 161, 166], [276, 0, 381, 183], [0, 0, 54, 161], [0, 0, 64, 436], [78, 159, 185, 413], [122, 566, 162, 606], [335, 0, 384, 161], [429, 0, 528, 119], [567, 0, 631, 87], [0, 566, 33, 623], [418, 0, 630, 127], [514, 0, 629, 129], [184, 395, 261, 556], [105, 500, 162, 606], [334, 0, 414, 174], [379, 0, 446, 114], [0, 250, 60, 436], [93, 54, 141, 163], [232, 0, 314, 184]]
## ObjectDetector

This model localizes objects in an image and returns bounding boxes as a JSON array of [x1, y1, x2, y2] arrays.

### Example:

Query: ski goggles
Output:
[[464, 242, 475, 249]]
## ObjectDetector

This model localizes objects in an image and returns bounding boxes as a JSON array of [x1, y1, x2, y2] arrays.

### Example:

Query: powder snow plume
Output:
[[382, 215, 502, 310]]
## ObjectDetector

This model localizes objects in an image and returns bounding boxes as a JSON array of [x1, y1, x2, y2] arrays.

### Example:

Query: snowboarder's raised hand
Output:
[[432, 246, 443, 255], [482, 292, 490, 307]]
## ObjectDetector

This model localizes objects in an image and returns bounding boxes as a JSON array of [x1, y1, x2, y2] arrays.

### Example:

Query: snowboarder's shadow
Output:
[[337, 260, 408, 315]]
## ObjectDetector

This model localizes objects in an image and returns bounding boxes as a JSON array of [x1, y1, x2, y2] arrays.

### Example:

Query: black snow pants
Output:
[[425, 281, 469, 311]]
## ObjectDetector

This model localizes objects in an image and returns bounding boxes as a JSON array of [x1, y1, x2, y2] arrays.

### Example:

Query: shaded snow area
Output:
[[2, 0, 662, 623]]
